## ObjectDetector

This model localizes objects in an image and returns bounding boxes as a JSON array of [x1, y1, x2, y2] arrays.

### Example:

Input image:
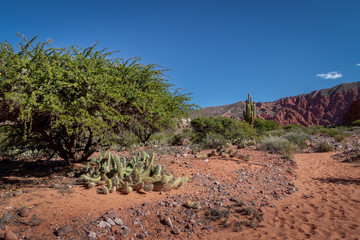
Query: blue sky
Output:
[[1, 0, 360, 108]]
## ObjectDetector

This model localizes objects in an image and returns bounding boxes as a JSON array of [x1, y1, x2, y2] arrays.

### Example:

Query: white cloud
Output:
[[356, 63, 360, 66], [316, 71, 343, 79]]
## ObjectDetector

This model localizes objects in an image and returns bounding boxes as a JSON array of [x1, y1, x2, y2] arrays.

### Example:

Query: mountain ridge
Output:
[[193, 81, 360, 126]]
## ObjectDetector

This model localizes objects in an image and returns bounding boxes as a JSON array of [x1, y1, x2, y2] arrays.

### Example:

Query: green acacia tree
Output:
[[0, 35, 195, 165]]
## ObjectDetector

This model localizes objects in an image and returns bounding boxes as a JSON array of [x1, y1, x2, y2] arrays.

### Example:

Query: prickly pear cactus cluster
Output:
[[80, 151, 188, 194]]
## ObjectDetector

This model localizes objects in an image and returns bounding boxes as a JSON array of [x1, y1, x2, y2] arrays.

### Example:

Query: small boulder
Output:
[[4, 230, 18, 240], [20, 207, 30, 218], [114, 218, 124, 226], [56, 226, 70, 236]]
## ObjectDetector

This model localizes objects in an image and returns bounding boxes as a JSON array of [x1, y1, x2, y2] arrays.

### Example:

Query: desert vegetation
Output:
[[1, 36, 360, 240]]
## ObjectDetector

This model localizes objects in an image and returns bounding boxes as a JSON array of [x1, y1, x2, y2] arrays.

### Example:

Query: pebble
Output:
[[106, 218, 116, 226], [105, 210, 118, 219], [0, 223, 8, 231], [171, 228, 181, 235], [87, 231, 97, 240], [4, 230, 18, 240], [136, 231, 148, 239], [134, 210, 143, 216], [56, 226, 70, 236], [201, 226, 213, 231], [162, 217, 173, 228], [99, 220, 111, 229], [14, 190, 22, 197], [114, 218, 124, 226], [20, 207, 30, 217], [114, 226, 130, 237]]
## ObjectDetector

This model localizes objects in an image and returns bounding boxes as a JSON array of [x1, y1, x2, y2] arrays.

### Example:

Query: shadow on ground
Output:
[[313, 177, 360, 186], [0, 158, 68, 187]]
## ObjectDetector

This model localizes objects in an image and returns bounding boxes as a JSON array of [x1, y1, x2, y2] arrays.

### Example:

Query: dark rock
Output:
[[201, 226, 213, 231], [56, 226, 70, 236], [136, 231, 148, 239], [134, 210, 143, 216]]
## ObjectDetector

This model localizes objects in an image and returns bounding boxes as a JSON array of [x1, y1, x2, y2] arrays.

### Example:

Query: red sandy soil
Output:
[[209, 152, 360, 240], [1, 148, 360, 239]]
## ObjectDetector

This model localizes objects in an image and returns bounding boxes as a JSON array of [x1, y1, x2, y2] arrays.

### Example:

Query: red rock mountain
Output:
[[193, 82, 360, 126]]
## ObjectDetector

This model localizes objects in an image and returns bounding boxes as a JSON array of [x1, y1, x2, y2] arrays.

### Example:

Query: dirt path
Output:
[[208, 152, 360, 240]]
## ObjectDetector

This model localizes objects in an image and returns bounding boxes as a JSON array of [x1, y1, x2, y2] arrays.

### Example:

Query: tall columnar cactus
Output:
[[80, 151, 188, 195], [243, 93, 256, 124]]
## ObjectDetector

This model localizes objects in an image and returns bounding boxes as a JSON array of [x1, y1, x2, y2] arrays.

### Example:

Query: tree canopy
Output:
[[0, 35, 195, 164]]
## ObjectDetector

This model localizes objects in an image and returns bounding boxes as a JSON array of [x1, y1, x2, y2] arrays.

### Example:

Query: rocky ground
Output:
[[0, 143, 359, 240]]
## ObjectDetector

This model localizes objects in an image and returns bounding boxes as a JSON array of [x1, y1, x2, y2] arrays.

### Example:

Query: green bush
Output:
[[253, 118, 281, 134], [259, 136, 295, 159], [319, 127, 340, 137], [190, 117, 257, 144], [314, 141, 334, 152], [283, 124, 305, 131], [284, 131, 312, 150], [0, 35, 195, 164], [333, 133, 348, 143], [351, 119, 360, 127], [199, 132, 230, 150]]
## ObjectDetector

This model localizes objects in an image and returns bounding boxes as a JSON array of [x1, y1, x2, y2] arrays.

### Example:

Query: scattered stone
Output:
[[106, 218, 116, 226], [171, 228, 181, 235], [87, 231, 97, 240], [99, 220, 111, 229], [0, 223, 8, 231], [201, 226, 212, 231], [4, 230, 18, 240], [136, 231, 148, 239], [162, 217, 173, 228], [114, 226, 130, 237], [105, 210, 118, 219], [134, 210, 143, 216], [0, 191, 5, 198], [56, 226, 70, 236], [114, 218, 124, 226], [20, 207, 30, 218], [14, 190, 22, 197]]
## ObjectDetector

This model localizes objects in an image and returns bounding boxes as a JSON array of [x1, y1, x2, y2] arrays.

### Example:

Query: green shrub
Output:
[[190, 117, 257, 144], [333, 133, 348, 143], [283, 124, 305, 131], [314, 141, 334, 152], [253, 118, 281, 134], [0, 35, 195, 165], [284, 131, 312, 150], [351, 119, 360, 127], [200, 132, 230, 149], [259, 136, 295, 159], [319, 127, 340, 137]]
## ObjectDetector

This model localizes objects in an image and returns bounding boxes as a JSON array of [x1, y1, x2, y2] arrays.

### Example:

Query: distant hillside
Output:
[[192, 81, 360, 126]]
